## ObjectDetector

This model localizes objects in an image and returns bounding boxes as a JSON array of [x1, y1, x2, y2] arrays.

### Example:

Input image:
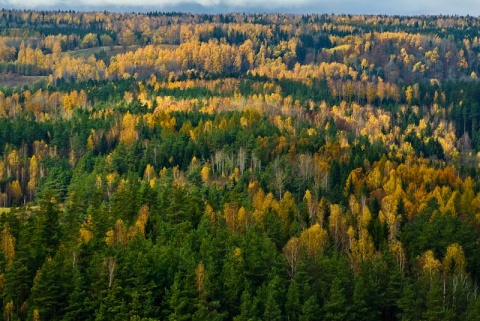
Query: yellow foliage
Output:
[[29, 155, 38, 180], [1, 224, 15, 264], [360, 206, 372, 229], [10, 180, 22, 201], [300, 223, 328, 259], [124, 91, 134, 104], [95, 174, 103, 189], [79, 226, 93, 244], [240, 117, 248, 127], [105, 229, 114, 247], [328, 204, 347, 251], [160, 167, 167, 177], [237, 207, 251, 231], [33, 309, 41, 321], [135, 205, 150, 237], [307, 128, 316, 136], [405, 85, 413, 104], [7, 149, 19, 169], [348, 223, 376, 273], [224, 204, 239, 233], [443, 243, 466, 276], [283, 237, 302, 277], [4, 301, 14, 321], [348, 194, 360, 217], [144, 164, 156, 181], [149, 178, 156, 189], [379, 195, 397, 224], [419, 250, 442, 280], [86, 132, 95, 151], [304, 190, 318, 222], [390, 240, 406, 273], [189, 129, 197, 142], [105, 219, 127, 247], [204, 204, 215, 225], [278, 192, 297, 229], [119, 112, 138, 145], [201, 165, 210, 183], [233, 247, 242, 261], [195, 261, 206, 297], [432, 186, 457, 216]]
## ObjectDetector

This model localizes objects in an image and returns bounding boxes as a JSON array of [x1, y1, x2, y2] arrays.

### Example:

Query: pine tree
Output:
[[233, 290, 259, 321], [95, 283, 129, 321], [263, 291, 282, 321], [32, 192, 62, 264], [352, 274, 382, 321], [168, 272, 197, 321], [285, 279, 301, 321], [422, 278, 446, 321], [299, 295, 321, 321], [323, 277, 350, 321], [30, 252, 73, 321], [466, 294, 480, 321], [221, 247, 246, 318], [63, 268, 93, 321]]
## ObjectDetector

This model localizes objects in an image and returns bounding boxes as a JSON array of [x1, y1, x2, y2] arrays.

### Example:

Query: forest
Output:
[[0, 9, 479, 320]]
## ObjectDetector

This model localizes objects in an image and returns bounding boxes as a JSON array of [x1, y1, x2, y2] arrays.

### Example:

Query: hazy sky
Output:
[[0, 0, 479, 15]]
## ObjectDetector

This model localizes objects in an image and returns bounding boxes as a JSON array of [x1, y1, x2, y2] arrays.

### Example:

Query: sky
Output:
[[0, 0, 479, 16]]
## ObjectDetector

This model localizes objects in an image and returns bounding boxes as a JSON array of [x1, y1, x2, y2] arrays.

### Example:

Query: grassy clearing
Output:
[[0, 206, 42, 217], [66, 44, 178, 59], [0, 73, 47, 88], [157, 44, 179, 50], [66, 45, 140, 59], [66, 46, 109, 59], [326, 44, 350, 53]]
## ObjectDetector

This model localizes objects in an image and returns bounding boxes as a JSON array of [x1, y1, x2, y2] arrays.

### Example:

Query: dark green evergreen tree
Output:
[[285, 279, 301, 321], [323, 277, 350, 321], [299, 295, 321, 321]]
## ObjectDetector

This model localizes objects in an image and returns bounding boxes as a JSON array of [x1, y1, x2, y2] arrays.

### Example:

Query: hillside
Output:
[[0, 10, 479, 320]]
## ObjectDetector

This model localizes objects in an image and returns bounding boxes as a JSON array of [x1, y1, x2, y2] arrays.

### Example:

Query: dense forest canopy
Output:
[[0, 9, 479, 321]]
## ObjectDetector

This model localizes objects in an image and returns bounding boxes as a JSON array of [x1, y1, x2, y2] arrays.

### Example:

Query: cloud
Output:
[[0, 0, 479, 15], [0, 0, 313, 9]]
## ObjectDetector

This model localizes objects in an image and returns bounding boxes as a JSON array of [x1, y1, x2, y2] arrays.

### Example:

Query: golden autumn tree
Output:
[[328, 204, 347, 251], [201, 165, 210, 184], [278, 192, 298, 233], [9, 180, 22, 204], [443, 243, 466, 278], [1, 224, 15, 265], [304, 189, 318, 223], [419, 250, 442, 283], [390, 240, 406, 274], [144, 164, 156, 181], [347, 206, 376, 272], [32, 310, 40, 321], [119, 112, 138, 145], [134, 205, 150, 237], [283, 236, 302, 278], [195, 261, 207, 301], [300, 223, 328, 259], [224, 203, 239, 234], [7, 149, 20, 179], [27, 155, 38, 201], [78, 216, 94, 244], [4, 300, 14, 321], [105, 219, 128, 248]]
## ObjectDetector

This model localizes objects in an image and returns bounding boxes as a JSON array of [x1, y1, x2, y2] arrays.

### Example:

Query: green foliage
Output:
[[0, 9, 479, 321], [323, 277, 350, 321]]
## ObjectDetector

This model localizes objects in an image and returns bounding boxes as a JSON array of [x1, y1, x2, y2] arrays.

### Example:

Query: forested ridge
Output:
[[0, 9, 479, 320]]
